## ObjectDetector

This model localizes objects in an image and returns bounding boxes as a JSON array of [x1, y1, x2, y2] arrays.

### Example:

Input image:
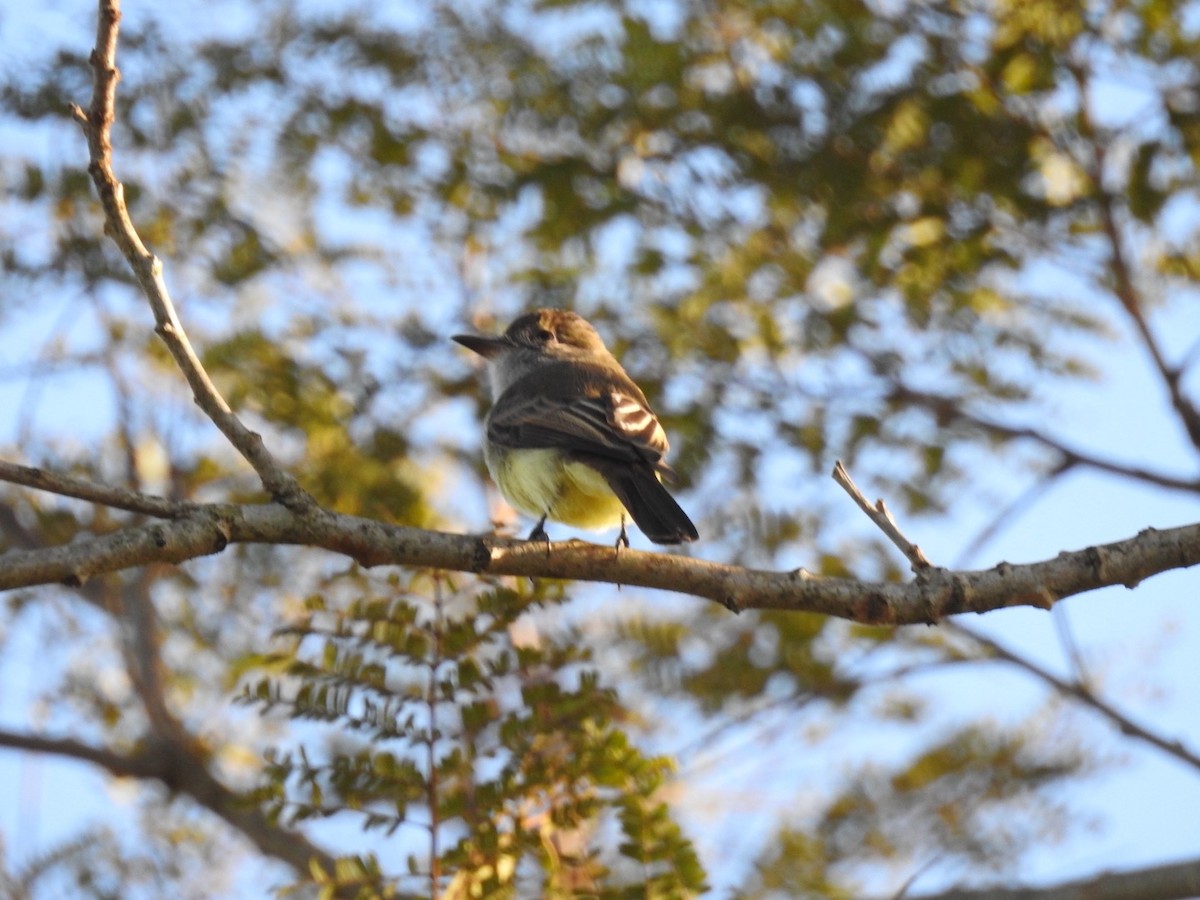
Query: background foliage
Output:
[[1, 0, 1198, 896]]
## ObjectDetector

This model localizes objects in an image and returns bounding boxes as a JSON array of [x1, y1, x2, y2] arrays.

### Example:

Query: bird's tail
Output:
[[590, 459, 699, 545]]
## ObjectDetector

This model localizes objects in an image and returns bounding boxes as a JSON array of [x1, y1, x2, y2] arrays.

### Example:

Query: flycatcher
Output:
[[454, 309, 699, 546]]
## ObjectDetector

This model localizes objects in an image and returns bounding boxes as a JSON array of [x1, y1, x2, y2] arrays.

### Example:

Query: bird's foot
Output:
[[614, 519, 630, 553], [528, 516, 552, 557]]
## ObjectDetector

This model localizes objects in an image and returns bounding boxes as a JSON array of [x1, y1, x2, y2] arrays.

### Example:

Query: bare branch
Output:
[[119, 570, 183, 738], [0, 502, 1196, 623], [0, 726, 339, 877], [163, 743, 341, 879], [1068, 64, 1200, 453], [0, 460, 194, 519], [945, 622, 1200, 773], [891, 385, 1200, 494], [980, 421, 1196, 491], [70, 0, 313, 513], [0, 729, 162, 780], [896, 855, 1200, 900], [0, 576, 345, 878], [833, 460, 933, 571], [1096, 178, 1200, 450], [1050, 603, 1091, 688]]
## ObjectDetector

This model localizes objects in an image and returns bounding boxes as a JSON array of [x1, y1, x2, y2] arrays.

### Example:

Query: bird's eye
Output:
[[535, 328, 554, 343]]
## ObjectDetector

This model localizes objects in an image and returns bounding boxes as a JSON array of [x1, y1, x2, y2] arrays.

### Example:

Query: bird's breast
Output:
[[486, 446, 626, 531]]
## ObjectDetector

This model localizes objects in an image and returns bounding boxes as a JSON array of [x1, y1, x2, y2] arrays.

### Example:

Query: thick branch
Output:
[[898, 855, 1200, 900], [70, 0, 313, 513], [0, 503, 1196, 623], [0, 729, 161, 779], [165, 743, 340, 878], [0, 727, 338, 876]]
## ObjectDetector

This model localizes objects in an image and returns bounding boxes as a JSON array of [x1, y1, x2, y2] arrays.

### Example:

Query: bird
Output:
[[453, 308, 698, 547]]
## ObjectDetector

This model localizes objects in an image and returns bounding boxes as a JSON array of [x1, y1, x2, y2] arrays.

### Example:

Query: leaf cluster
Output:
[[239, 581, 707, 896]]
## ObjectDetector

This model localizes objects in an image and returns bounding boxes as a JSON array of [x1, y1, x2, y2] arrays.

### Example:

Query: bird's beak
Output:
[[452, 333, 509, 359]]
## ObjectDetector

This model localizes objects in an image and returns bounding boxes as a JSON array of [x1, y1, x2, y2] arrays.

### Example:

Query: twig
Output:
[[944, 622, 1200, 774], [952, 465, 1070, 567], [832, 460, 932, 572], [69, 0, 314, 513], [0, 459, 194, 519], [1095, 172, 1200, 449], [426, 578, 445, 899], [835, 458, 1194, 766], [892, 854, 945, 900], [981, 421, 1197, 492], [1179, 335, 1200, 379], [1050, 602, 1091, 688]]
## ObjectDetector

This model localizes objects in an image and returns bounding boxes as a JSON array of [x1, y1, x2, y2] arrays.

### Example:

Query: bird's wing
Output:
[[487, 384, 671, 473]]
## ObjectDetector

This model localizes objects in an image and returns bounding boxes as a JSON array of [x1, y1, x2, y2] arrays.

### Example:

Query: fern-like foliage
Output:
[[239, 578, 707, 898]]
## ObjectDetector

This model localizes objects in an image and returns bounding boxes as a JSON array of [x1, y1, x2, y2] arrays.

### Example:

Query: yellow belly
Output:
[[487, 447, 626, 531]]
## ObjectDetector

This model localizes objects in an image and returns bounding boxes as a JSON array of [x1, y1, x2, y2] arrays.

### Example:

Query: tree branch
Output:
[[0, 727, 339, 877], [833, 466, 1200, 773], [69, 0, 314, 513], [897, 855, 1200, 900], [833, 461, 932, 571], [0, 729, 161, 780], [1069, 63, 1200, 453], [0, 501, 1196, 623], [944, 622, 1200, 773], [891, 385, 1200, 494], [0, 460, 193, 519], [1095, 168, 1200, 451], [119, 570, 185, 740]]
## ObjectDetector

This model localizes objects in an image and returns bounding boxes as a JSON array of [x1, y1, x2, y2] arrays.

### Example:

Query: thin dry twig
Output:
[[69, 0, 313, 513], [1095, 173, 1200, 449], [953, 465, 1072, 569], [832, 460, 933, 572], [1050, 602, 1091, 688]]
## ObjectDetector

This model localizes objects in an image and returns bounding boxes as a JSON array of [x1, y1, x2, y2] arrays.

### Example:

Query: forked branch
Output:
[[68, 0, 313, 513]]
